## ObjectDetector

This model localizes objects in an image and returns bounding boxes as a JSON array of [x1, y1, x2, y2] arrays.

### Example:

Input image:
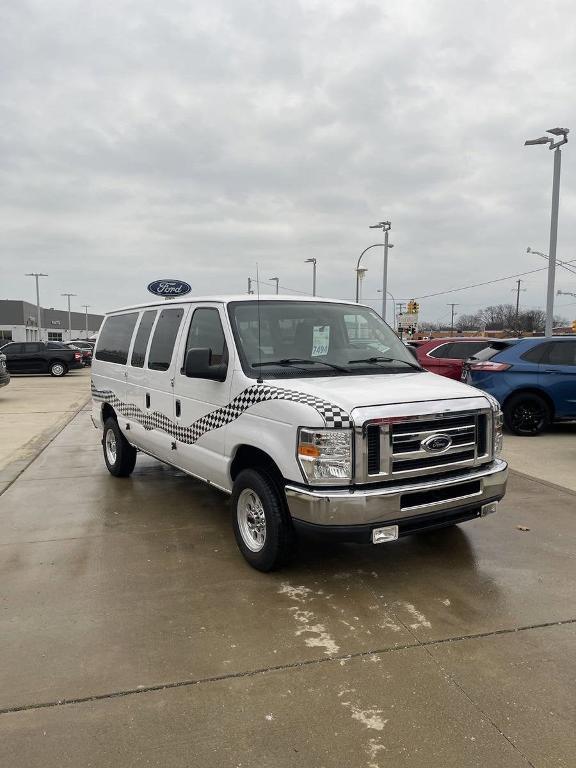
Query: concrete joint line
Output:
[[1, 616, 575, 717], [508, 468, 576, 497]]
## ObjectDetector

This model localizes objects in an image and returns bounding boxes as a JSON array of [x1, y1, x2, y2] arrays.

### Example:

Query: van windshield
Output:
[[228, 300, 421, 378]]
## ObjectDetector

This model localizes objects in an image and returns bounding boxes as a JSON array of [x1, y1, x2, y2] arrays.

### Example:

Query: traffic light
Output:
[[407, 300, 420, 314]]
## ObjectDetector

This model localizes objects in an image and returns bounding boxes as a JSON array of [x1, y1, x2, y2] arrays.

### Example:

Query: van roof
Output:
[[103, 295, 358, 315]]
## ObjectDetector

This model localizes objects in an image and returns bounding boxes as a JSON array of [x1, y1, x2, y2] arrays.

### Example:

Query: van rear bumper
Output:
[[284, 459, 507, 529]]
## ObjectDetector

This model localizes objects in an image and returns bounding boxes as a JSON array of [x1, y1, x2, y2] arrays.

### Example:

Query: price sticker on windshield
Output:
[[312, 326, 330, 357]]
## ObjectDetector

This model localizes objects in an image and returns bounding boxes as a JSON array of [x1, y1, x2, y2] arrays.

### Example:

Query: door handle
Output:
[[145, 393, 151, 408], [175, 399, 181, 417], [543, 369, 560, 374]]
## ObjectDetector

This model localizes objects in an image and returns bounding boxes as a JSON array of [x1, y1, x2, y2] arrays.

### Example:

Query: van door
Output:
[[173, 305, 233, 487], [140, 305, 186, 462], [124, 309, 158, 450]]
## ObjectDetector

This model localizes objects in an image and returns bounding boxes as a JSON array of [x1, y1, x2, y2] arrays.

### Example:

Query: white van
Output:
[[91, 296, 507, 571]]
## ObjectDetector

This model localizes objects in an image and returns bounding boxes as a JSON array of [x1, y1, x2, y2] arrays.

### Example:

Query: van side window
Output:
[[185, 308, 227, 365], [95, 313, 138, 365], [148, 308, 184, 372], [131, 310, 157, 368]]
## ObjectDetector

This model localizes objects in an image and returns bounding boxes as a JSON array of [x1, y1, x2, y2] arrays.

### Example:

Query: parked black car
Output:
[[0, 352, 10, 388], [0, 341, 84, 376]]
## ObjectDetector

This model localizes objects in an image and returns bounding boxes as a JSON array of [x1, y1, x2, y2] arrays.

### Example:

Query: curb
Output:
[[0, 394, 91, 498]]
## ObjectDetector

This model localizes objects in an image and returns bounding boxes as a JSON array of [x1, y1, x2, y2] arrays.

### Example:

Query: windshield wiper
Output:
[[251, 358, 348, 373], [347, 356, 422, 371]]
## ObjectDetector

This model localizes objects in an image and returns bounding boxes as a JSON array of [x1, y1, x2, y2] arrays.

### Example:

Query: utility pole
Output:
[[25, 273, 48, 341], [82, 304, 91, 338], [512, 280, 526, 331], [269, 277, 279, 294], [447, 303, 459, 336], [525, 127, 569, 335], [61, 293, 77, 341], [247, 277, 254, 295]]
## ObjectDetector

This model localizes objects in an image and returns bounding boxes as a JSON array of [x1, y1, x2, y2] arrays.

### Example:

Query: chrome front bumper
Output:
[[285, 459, 508, 526]]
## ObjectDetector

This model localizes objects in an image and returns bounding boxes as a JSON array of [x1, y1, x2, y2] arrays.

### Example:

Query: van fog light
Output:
[[372, 526, 399, 544], [481, 501, 499, 516]]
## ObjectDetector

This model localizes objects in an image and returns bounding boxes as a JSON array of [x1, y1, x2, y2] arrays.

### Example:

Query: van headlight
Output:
[[297, 428, 352, 484], [485, 395, 504, 456]]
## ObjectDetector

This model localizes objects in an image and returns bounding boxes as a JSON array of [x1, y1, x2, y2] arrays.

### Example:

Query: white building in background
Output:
[[0, 300, 103, 343]]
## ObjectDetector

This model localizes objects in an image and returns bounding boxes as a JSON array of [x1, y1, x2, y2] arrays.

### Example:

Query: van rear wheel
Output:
[[232, 469, 294, 572], [103, 417, 137, 477]]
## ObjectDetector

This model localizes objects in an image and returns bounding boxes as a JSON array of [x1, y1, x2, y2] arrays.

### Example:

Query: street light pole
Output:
[[25, 273, 48, 341], [269, 277, 279, 294], [61, 293, 77, 341], [247, 278, 254, 294], [525, 127, 569, 335], [304, 259, 317, 296], [82, 304, 90, 338], [369, 221, 392, 321]]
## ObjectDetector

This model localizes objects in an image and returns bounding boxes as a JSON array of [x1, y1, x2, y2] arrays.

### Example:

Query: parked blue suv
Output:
[[463, 337, 576, 435]]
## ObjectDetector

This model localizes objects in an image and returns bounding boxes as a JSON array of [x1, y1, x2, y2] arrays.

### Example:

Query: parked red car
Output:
[[408, 337, 499, 380]]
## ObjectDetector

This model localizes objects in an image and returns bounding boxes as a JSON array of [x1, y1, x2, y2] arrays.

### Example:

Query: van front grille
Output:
[[361, 409, 491, 480]]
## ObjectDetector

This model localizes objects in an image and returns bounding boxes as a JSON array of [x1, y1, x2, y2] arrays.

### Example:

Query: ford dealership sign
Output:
[[147, 279, 192, 298]]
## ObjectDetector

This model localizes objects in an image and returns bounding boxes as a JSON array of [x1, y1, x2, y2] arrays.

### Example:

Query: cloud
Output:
[[1, 0, 576, 322]]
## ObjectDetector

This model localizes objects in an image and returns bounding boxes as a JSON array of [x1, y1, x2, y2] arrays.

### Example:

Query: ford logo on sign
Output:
[[147, 279, 192, 298], [421, 434, 453, 453]]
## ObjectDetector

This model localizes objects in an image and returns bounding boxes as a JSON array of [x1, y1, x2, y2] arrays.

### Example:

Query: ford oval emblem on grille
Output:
[[421, 434, 453, 453]]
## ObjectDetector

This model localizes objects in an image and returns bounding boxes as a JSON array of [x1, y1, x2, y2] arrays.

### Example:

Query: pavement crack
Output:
[[1, 616, 575, 717]]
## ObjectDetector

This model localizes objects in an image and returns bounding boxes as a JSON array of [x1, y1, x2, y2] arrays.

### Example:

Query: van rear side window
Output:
[[131, 310, 157, 368], [148, 308, 184, 371], [95, 313, 138, 365]]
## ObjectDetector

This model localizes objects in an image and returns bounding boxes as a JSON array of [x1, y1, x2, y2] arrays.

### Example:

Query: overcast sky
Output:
[[2, 0, 576, 325]]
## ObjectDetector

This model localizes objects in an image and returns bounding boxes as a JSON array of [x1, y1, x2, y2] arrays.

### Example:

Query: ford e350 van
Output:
[[91, 296, 508, 571]]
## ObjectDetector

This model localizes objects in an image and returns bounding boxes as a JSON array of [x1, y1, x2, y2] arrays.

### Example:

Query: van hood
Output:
[[265, 371, 488, 415]]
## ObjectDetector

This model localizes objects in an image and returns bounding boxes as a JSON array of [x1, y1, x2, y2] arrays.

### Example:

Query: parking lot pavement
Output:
[[503, 422, 576, 492], [1, 414, 575, 767], [0, 368, 91, 492]]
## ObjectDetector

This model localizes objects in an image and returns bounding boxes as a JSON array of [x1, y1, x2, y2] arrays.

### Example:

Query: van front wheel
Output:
[[103, 417, 137, 477], [232, 469, 294, 571]]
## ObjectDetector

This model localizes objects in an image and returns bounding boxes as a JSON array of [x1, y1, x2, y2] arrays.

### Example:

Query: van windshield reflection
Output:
[[228, 300, 422, 378]]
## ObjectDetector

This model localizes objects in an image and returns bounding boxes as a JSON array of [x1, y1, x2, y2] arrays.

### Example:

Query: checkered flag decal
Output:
[[92, 382, 351, 445]]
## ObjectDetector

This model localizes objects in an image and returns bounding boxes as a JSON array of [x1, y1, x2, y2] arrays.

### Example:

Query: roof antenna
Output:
[[256, 263, 263, 384]]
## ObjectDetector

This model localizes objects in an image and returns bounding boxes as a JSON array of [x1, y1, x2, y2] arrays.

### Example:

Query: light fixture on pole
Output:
[[369, 221, 392, 321], [269, 277, 279, 294], [25, 273, 48, 341], [61, 293, 77, 341], [557, 289, 576, 298], [527, 246, 576, 276], [304, 258, 317, 296], [355, 243, 393, 303], [82, 304, 91, 338], [524, 127, 569, 335], [355, 268, 368, 302]]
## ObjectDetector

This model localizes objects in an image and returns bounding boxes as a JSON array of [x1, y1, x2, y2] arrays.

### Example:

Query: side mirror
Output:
[[184, 348, 227, 381]]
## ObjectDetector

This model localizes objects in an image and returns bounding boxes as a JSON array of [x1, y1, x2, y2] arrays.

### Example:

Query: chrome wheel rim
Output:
[[52, 363, 64, 375], [105, 429, 117, 465], [237, 488, 266, 552]]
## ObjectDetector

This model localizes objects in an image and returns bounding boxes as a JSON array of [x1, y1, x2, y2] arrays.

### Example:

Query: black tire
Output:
[[103, 417, 137, 477], [231, 468, 295, 572], [49, 360, 68, 377], [503, 392, 551, 436]]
